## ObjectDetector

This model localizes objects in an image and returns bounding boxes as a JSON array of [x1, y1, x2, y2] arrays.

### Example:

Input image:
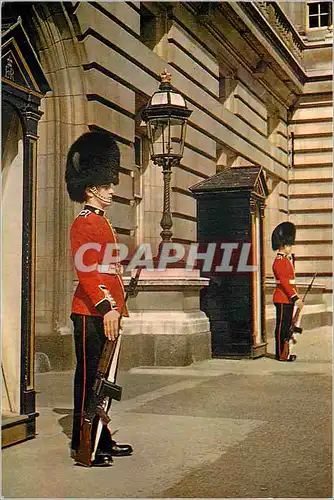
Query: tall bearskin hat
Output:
[[271, 221, 296, 250], [65, 131, 120, 203]]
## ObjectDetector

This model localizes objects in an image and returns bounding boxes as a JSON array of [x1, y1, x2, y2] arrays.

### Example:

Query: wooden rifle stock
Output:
[[75, 269, 141, 467]]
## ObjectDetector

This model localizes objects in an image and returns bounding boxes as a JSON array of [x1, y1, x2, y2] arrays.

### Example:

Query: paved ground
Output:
[[2, 326, 332, 499]]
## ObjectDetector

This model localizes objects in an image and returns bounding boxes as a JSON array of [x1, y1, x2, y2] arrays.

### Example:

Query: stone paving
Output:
[[2, 327, 332, 499]]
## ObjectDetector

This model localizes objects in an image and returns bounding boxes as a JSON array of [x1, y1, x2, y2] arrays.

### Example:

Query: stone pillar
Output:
[[120, 269, 211, 368]]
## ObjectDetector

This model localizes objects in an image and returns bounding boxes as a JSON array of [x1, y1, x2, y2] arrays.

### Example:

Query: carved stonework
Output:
[[2, 19, 50, 96]]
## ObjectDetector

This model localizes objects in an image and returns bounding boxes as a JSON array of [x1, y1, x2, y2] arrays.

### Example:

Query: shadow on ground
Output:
[[53, 407, 73, 439]]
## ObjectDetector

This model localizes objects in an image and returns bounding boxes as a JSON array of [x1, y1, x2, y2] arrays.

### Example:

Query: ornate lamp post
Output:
[[142, 70, 192, 244], [126, 73, 210, 369]]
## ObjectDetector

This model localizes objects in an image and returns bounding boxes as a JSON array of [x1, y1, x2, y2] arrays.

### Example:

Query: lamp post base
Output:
[[120, 270, 211, 368]]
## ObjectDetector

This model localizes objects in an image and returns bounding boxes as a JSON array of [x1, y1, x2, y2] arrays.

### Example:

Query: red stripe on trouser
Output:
[[79, 316, 86, 441]]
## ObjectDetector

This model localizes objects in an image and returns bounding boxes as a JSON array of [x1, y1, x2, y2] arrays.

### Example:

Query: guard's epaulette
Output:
[[77, 209, 92, 218]]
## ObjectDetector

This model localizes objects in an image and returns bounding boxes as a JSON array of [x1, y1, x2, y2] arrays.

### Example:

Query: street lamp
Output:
[[142, 70, 192, 244]]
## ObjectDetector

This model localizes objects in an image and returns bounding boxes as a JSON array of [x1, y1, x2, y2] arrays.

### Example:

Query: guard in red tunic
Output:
[[272, 222, 303, 362], [65, 130, 132, 467]]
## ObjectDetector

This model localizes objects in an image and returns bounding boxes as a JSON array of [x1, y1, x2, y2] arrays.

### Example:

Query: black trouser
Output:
[[71, 314, 113, 451], [274, 303, 294, 361]]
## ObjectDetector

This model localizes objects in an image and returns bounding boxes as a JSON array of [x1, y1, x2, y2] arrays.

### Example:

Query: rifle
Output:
[[75, 268, 141, 467], [289, 272, 317, 342]]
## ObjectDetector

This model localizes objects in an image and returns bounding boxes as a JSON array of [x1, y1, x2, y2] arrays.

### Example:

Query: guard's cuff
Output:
[[290, 294, 299, 303], [95, 299, 113, 315], [96, 285, 117, 315]]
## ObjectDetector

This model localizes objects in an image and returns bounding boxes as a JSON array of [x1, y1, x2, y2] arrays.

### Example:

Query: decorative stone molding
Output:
[[256, 2, 304, 62]]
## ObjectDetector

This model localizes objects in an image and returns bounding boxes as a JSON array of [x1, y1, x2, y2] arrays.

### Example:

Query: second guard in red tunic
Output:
[[271, 222, 303, 362]]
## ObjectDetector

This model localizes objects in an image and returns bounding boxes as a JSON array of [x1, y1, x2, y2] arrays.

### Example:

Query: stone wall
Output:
[[290, 36, 333, 294]]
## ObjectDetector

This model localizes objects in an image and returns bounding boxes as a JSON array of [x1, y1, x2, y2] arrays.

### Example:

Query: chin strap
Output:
[[90, 186, 112, 203]]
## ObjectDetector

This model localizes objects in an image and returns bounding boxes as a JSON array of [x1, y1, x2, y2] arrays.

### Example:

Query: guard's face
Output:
[[283, 245, 292, 255], [97, 184, 115, 204]]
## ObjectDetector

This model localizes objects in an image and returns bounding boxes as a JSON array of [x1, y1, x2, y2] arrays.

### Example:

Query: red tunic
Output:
[[70, 205, 128, 317], [272, 252, 299, 304]]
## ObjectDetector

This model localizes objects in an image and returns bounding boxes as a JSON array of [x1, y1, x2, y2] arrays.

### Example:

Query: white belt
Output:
[[275, 279, 295, 284], [97, 264, 123, 275]]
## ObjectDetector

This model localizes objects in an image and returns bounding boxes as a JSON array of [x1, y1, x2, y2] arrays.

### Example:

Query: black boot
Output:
[[98, 426, 133, 456], [91, 450, 114, 467], [99, 439, 133, 456], [109, 440, 133, 456], [71, 448, 114, 467]]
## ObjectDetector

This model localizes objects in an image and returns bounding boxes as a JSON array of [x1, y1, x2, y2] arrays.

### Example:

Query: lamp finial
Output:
[[160, 69, 172, 84]]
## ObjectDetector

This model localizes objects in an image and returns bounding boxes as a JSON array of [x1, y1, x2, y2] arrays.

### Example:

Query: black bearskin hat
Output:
[[65, 131, 120, 203], [271, 222, 296, 251]]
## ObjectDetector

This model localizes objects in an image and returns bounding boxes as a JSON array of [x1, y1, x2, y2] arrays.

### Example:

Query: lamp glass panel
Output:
[[179, 121, 188, 156], [146, 121, 155, 157], [149, 119, 169, 157], [151, 92, 168, 105], [169, 118, 184, 156], [170, 93, 186, 107]]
